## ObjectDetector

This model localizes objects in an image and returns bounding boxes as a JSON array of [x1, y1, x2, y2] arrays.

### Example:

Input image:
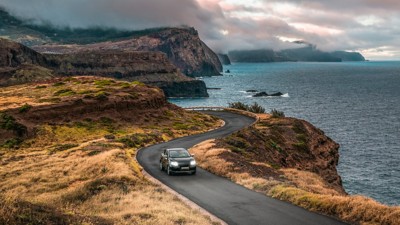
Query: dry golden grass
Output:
[[0, 138, 218, 225], [191, 139, 400, 225], [282, 169, 340, 195], [270, 186, 400, 225], [0, 77, 223, 224]]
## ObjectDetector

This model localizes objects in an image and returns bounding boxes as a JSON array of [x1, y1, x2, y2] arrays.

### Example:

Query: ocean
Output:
[[169, 61, 400, 206]]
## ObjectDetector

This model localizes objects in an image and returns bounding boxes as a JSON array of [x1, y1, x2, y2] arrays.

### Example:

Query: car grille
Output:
[[178, 162, 190, 167]]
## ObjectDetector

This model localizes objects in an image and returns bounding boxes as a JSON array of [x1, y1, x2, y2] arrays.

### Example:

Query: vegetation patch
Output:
[[229, 101, 266, 113], [270, 109, 285, 118], [94, 79, 115, 88], [18, 103, 32, 113], [50, 143, 79, 154], [53, 88, 76, 97], [94, 91, 109, 101], [0, 113, 27, 137], [52, 82, 65, 87], [1, 138, 23, 149], [131, 81, 145, 86], [118, 132, 163, 148]]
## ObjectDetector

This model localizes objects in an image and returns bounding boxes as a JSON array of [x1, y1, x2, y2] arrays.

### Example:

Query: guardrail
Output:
[[184, 107, 260, 127]]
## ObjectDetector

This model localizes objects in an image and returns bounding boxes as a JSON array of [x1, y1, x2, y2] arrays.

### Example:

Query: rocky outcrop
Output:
[[331, 51, 366, 61], [217, 54, 231, 65], [33, 27, 223, 77], [217, 116, 345, 193], [0, 38, 54, 86], [253, 92, 283, 97], [0, 38, 47, 67]]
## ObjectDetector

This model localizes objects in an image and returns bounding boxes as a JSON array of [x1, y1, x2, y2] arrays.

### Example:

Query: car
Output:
[[160, 148, 196, 175]]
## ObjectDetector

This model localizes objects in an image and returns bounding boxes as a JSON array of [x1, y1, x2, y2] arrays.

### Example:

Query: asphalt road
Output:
[[137, 111, 347, 225]]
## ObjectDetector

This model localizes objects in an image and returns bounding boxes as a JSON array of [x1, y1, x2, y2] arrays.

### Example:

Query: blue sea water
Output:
[[170, 61, 400, 206]]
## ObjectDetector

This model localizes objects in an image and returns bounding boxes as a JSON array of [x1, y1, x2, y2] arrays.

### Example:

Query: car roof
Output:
[[166, 148, 187, 151]]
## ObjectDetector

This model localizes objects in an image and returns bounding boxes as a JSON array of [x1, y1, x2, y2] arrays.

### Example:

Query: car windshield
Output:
[[169, 150, 190, 158]]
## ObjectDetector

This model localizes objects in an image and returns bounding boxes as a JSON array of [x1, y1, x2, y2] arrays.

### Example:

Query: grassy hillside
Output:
[[0, 76, 221, 225]]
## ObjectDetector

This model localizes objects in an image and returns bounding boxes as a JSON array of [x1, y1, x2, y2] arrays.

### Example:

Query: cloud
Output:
[[1, 0, 400, 59]]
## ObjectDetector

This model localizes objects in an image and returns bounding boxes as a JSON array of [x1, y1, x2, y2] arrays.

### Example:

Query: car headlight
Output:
[[190, 160, 196, 166], [170, 161, 179, 167]]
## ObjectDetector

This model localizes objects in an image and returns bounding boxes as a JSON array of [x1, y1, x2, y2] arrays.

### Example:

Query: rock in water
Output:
[[270, 92, 283, 96], [253, 92, 269, 97]]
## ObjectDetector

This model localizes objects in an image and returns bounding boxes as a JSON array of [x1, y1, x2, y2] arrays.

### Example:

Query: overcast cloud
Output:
[[1, 0, 399, 59]]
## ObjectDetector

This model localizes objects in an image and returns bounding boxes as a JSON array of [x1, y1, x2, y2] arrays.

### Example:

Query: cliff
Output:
[[1, 9, 222, 77], [217, 54, 231, 65], [32, 28, 223, 77], [0, 38, 208, 97], [0, 38, 54, 86], [331, 51, 366, 61], [204, 114, 345, 193], [45, 50, 208, 97]]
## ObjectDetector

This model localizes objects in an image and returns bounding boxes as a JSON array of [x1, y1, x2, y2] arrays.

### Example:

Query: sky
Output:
[[1, 0, 399, 60]]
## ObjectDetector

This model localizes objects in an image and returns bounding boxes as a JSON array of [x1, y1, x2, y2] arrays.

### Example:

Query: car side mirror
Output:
[[161, 153, 167, 158]]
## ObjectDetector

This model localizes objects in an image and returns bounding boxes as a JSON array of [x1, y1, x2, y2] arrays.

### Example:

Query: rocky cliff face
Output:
[[0, 38, 208, 97], [45, 50, 208, 97], [32, 28, 223, 77], [217, 54, 231, 65], [0, 38, 47, 67], [331, 51, 366, 61], [0, 38, 54, 86], [217, 116, 345, 193]]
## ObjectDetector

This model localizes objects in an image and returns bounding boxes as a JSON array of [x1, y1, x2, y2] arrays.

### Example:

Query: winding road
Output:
[[137, 111, 347, 225]]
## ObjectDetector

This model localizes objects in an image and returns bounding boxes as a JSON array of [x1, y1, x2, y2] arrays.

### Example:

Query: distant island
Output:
[[225, 44, 365, 63]]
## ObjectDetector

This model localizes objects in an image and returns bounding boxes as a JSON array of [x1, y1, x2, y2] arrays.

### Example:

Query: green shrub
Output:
[[35, 85, 47, 89], [270, 109, 285, 118], [228, 102, 248, 111], [229, 102, 265, 113], [248, 102, 265, 113], [19, 104, 33, 113], [270, 140, 283, 153], [1, 138, 23, 149], [0, 113, 27, 137]]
